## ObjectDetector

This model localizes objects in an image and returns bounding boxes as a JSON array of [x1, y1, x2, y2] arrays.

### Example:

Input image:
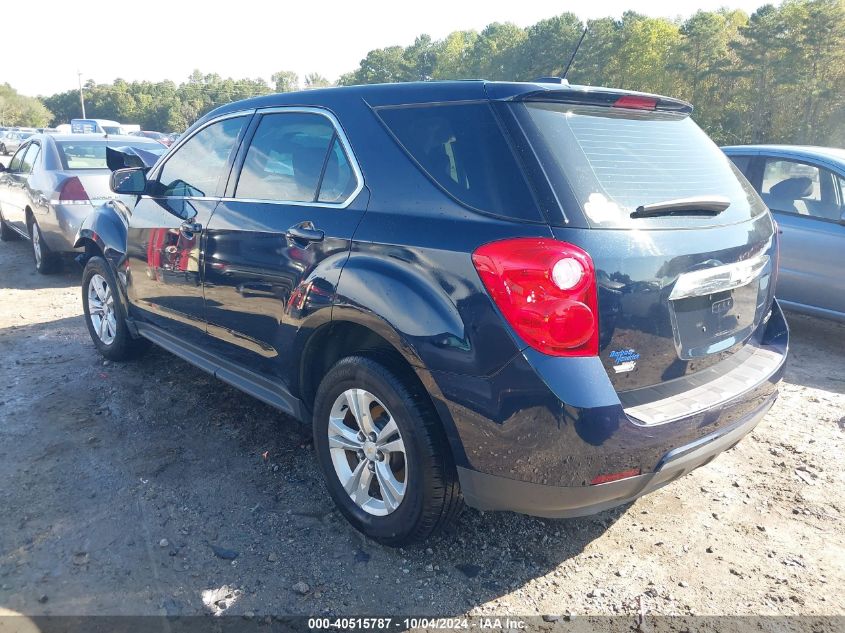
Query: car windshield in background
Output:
[[56, 141, 166, 170], [512, 103, 765, 229]]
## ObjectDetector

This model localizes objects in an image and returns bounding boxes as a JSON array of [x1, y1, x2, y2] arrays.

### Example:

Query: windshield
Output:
[[512, 102, 766, 229], [56, 141, 166, 169]]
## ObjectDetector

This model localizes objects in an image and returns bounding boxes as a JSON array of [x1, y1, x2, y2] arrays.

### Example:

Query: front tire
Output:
[[312, 355, 463, 546], [82, 256, 149, 361], [28, 217, 59, 274]]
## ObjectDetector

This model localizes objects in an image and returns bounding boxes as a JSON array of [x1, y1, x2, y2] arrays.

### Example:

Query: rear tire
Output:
[[28, 216, 60, 274], [82, 256, 150, 361], [312, 355, 463, 546]]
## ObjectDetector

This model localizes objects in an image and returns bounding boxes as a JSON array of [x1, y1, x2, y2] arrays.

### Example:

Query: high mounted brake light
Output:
[[514, 88, 693, 115], [472, 238, 599, 357], [614, 95, 657, 110]]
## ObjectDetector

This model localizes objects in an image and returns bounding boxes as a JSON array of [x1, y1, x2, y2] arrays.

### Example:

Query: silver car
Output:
[[0, 134, 167, 273], [0, 131, 34, 155], [723, 144, 845, 322]]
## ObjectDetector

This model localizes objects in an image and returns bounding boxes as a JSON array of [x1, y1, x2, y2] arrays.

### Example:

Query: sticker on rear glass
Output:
[[583, 193, 624, 224], [610, 348, 640, 373]]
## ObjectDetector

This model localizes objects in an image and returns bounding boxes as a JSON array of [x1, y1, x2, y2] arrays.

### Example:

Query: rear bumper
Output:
[[458, 391, 775, 518], [434, 299, 788, 516]]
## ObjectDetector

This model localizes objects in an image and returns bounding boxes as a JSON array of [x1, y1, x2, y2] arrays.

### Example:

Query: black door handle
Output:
[[286, 224, 324, 243]]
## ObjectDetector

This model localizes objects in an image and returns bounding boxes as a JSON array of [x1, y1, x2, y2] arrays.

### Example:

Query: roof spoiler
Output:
[[512, 87, 693, 115]]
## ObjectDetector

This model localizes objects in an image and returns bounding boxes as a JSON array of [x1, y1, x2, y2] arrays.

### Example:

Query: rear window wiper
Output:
[[630, 196, 730, 219]]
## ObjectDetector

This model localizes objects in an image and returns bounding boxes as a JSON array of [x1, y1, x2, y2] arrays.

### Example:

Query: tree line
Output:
[[5, 0, 844, 146]]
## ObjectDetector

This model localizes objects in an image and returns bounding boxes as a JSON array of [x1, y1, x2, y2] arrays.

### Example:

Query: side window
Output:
[[157, 116, 246, 197], [762, 159, 840, 221], [235, 112, 355, 203], [9, 145, 27, 172], [318, 137, 356, 203], [727, 155, 752, 178], [20, 143, 41, 174], [837, 175, 845, 213], [376, 102, 540, 220]]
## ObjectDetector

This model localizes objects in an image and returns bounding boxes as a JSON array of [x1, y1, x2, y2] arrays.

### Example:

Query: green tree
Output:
[[272, 70, 299, 93], [518, 13, 584, 80], [304, 73, 332, 89], [469, 22, 527, 80], [431, 30, 478, 79]]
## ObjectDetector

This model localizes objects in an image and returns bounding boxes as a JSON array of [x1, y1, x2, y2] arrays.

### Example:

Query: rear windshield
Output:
[[376, 102, 542, 222], [512, 103, 765, 229], [56, 141, 165, 169]]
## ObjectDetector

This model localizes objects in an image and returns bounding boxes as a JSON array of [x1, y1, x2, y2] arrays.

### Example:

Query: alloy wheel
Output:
[[87, 274, 117, 345], [31, 224, 42, 268], [327, 388, 407, 516]]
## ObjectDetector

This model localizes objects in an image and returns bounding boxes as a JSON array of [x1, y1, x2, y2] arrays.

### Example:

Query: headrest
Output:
[[769, 176, 813, 200]]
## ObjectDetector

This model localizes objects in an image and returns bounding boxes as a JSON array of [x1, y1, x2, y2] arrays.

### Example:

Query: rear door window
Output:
[[761, 159, 842, 221], [727, 155, 753, 178], [9, 145, 27, 172], [375, 102, 541, 221], [512, 102, 765, 229], [20, 143, 40, 173], [235, 112, 357, 204], [156, 116, 247, 198]]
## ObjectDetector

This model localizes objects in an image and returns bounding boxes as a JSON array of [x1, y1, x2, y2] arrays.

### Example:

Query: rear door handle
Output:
[[286, 224, 324, 243]]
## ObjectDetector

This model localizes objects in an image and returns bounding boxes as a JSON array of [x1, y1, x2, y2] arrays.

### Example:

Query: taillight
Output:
[[771, 219, 780, 290], [58, 177, 90, 204], [472, 238, 599, 357], [614, 95, 657, 110]]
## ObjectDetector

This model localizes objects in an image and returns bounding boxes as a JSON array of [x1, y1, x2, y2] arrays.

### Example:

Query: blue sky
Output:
[[8, 0, 768, 96]]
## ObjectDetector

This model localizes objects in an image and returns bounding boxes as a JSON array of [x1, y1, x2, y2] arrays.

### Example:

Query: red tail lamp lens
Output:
[[59, 177, 90, 203], [472, 238, 599, 357]]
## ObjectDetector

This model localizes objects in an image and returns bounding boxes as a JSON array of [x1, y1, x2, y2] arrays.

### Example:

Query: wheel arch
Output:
[[297, 316, 467, 468], [73, 201, 128, 270]]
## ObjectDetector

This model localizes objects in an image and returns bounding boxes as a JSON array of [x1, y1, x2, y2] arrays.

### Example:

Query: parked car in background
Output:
[[723, 145, 845, 322], [70, 119, 139, 135], [78, 81, 787, 544], [1, 131, 34, 155], [129, 130, 174, 146], [0, 134, 167, 273]]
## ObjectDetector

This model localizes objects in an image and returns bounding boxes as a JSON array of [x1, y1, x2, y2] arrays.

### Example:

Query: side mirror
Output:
[[110, 168, 147, 195], [0, 163, 6, 172], [840, 209, 845, 226]]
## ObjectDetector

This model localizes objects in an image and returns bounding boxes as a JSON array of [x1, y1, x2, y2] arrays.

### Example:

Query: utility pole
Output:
[[77, 71, 86, 118]]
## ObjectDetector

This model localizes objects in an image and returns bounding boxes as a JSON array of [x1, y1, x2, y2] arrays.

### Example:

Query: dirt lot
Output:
[[0, 224, 843, 620]]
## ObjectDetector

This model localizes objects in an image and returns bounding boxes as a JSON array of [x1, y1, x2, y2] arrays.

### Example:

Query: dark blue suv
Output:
[[76, 80, 788, 545]]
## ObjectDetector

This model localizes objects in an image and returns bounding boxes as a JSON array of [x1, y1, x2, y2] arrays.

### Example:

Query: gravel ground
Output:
[[0, 224, 843, 620]]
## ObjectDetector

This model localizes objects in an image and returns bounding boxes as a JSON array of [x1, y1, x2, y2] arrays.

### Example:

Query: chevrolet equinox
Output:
[[76, 80, 788, 545]]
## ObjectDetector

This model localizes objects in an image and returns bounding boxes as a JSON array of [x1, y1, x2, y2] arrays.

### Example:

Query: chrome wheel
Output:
[[88, 274, 117, 345], [328, 389, 407, 516], [31, 223, 42, 268]]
